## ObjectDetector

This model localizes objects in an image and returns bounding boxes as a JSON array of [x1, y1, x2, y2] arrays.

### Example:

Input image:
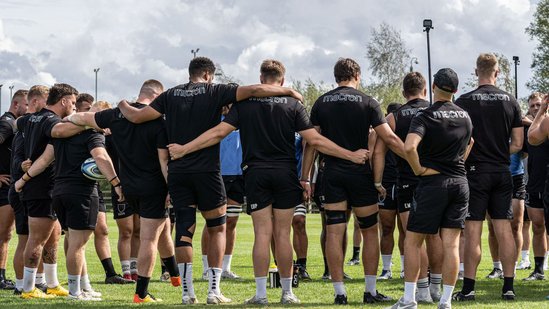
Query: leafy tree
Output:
[[214, 64, 242, 85], [526, 0, 549, 92], [291, 78, 332, 111]]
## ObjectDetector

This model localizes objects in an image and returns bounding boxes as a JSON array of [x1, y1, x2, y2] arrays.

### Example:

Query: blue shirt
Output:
[[220, 130, 242, 176], [509, 152, 524, 176], [295, 133, 303, 179]]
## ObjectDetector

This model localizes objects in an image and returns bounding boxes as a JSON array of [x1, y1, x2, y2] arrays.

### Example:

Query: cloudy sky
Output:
[[0, 0, 540, 112]]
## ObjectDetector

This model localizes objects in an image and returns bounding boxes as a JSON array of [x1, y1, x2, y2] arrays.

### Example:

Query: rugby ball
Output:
[[81, 158, 105, 181]]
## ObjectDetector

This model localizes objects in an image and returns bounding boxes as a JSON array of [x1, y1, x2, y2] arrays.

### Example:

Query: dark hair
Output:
[[46, 83, 78, 106], [387, 102, 402, 114], [402, 72, 426, 97], [189, 57, 216, 78], [260, 59, 286, 82], [76, 93, 94, 109], [334, 58, 361, 83]]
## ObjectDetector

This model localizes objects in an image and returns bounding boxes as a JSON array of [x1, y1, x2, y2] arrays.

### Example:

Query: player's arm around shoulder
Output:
[[118, 100, 161, 124], [299, 128, 368, 165], [236, 84, 303, 102], [90, 146, 124, 201], [15, 144, 55, 192], [167, 122, 236, 161]]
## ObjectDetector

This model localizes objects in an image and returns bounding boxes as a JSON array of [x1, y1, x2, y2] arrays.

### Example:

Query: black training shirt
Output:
[[51, 129, 104, 197], [393, 99, 430, 183], [456, 85, 522, 174], [383, 150, 398, 184], [223, 96, 313, 169], [21, 109, 61, 200], [0, 112, 16, 176], [408, 101, 473, 178], [311, 86, 386, 174], [150, 82, 238, 173], [95, 103, 168, 195], [524, 125, 549, 193]]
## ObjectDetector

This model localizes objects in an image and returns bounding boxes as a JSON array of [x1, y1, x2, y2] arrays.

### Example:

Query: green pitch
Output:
[[0, 213, 547, 308]]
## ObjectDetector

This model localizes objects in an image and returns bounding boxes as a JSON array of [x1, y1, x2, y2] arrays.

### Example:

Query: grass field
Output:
[[0, 212, 548, 308]]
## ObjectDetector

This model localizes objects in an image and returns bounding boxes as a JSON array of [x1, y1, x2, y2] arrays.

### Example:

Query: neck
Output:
[[7, 108, 17, 116], [434, 95, 452, 103], [337, 80, 358, 89], [478, 76, 496, 86], [136, 96, 152, 105], [190, 77, 208, 83], [45, 104, 65, 117], [406, 95, 426, 102]]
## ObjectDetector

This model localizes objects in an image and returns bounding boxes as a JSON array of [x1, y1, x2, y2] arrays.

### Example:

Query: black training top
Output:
[[0, 112, 16, 176], [408, 101, 473, 178], [150, 82, 238, 174], [223, 96, 313, 169], [393, 98, 430, 183], [456, 85, 522, 174], [311, 86, 386, 174], [21, 109, 61, 200], [95, 103, 168, 195], [11, 114, 30, 189], [524, 125, 549, 193], [383, 150, 398, 184], [50, 129, 104, 197]]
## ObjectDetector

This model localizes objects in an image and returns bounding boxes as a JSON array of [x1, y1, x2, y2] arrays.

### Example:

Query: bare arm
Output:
[[528, 96, 549, 146], [50, 121, 86, 138], [236, 84, 303, 102], [90, 146, 124, 202], [118, 100, 162, 124], [67, 112, 100, 130], [158, 148, 169, 183], [15, 144, 55, 192], [167, 122, 236, 160], [403, 133, 425, 176], [464, 138, 474, 161], [374, 123, 405, 158], [299, 128, 368, 164], [509, 126, 524, 154], [372, 134, 388, 184]]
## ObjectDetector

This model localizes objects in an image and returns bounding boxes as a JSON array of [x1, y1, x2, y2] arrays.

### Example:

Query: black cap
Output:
[[433, 68, 459, 93]]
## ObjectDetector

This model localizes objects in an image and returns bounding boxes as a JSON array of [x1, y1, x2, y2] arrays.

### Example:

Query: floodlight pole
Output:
[[512, 56, 519, 99], [423, 19, 434, 104]]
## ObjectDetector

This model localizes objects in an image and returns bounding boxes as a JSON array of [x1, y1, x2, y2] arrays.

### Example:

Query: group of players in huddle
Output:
[[0, 52, 548, 309]]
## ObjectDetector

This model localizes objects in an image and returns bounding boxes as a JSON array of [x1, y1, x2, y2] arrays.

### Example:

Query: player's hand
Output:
[[15, 178, 25, 192], [300, 180, 312, 200], [289, 89, 304, 103], [167, 143, 187, 160], [114, 186, 125, 202], [376, 184, 386, 200], [539, 94, 549, 116], [419, 167, 440, 176], [0, 174, 10, 187], [310, 182, 316, 197], [102, 128, 112, 136], [21, 159, 32, 172], [165, 194, 171, 208], [350, 149, 369, 164]]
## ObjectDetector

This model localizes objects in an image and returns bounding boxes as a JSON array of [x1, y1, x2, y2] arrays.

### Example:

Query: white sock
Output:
[[35, 272, 45, 285], [400, 255, 405, 272], [121, 260, 130, 275], [44, 263, 59, 288], [222, 255, 232, 273], [202, 255, 209, 274], [381, 255, 392, 271], [439, 284, 454, 305], [80, 274, 92, 291], [417, 277, 429, 295], [493, 261, 502, 270], [23, 267, 37, 292], [521, 250, 530, 262], [545, 252, 549, 267], [403, 281, 417, 303], [208, 267, 222, 295], [280, 277, 292, 293], [130, 257, 138, 274], [459, 263, 464, 272], [364, 275, 377, 295], [333, 281, 346, 296], [255, 276, 267, 299], [68, 274, 81, 296], [178, 263, 195, 297], [16, 279, 24, 290], [430, 273, 442, 296]]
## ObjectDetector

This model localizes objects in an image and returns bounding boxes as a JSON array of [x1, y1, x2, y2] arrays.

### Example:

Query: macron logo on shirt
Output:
[[472, 93, 510, 101], [322, 94, 363, 103], [173, 87, 206, 97], [249, 97, 288, 104], [432, 110, 469, 119]]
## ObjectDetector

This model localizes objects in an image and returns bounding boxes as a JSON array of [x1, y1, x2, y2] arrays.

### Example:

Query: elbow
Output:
[[403, 144, 415, 157]]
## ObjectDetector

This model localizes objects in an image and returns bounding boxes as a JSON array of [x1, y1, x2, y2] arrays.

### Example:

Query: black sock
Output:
[[161, 264, 168, 274], [101, 258, 118, 278], [161, 256, 179, 277], [461, 277, 476, 294], [0, 268, 5, 280], [534, 256, 545, 273], [296, 258, 307, 268], [135, 276, 150, 299], [503, 276, 514, 292], [323, 256, 329, 274], [352, 246, 360, 260]]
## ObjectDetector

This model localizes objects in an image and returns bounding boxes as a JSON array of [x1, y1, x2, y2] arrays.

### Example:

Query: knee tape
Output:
[[357, 212, 378, 229], [226, 204, 242, 218], [206, 214, 227, 227], [325, 210, 347, 225], [175, 206, 196, 247]]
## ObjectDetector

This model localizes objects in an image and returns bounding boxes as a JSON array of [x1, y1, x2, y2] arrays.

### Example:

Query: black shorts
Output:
[[396, 182, 417, 213], [53, 195, 99, 230], [168, 206, 175, 223], [169, 172, 226, 212], [9, 187, 28, 235], [512, 174, 526, 201], [466, 172, 513, 221], [98, 188, 106, 212], [313, 168, 325, 212], [223, 175, 245, 205], [112, 188, 133, 219], [125, 194, 169, 219], [0, 186, 9, 206], [322, 168, 378, 207], [408, 175, 469, 234], [25, 199, 56, 220], [379, 183, 397, 211], [244, 167, 303, 212], [524, 207, 530, 221], [526, 191, 544, 209]]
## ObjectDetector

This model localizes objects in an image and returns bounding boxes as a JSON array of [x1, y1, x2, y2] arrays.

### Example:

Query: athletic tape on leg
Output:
[[357, 212, 378, 229], [175, 206, 196, 247], [325, 210, 347, 225]]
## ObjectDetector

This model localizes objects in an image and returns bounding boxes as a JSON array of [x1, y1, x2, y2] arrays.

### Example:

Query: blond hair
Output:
[[476, 53, 498, 77], [92, 100, 112, 111], [260, 59, 286, 82], [27, 85, 49, 101]]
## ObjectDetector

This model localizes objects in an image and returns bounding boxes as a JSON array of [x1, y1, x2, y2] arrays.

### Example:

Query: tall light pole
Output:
[[409, 57, 418, 73], [9, 85, 14, 102], [423, 19, 434, 104], [512, 56, 520, 99], [93, 68, 100, 101], [191, 48, 200, 58]]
